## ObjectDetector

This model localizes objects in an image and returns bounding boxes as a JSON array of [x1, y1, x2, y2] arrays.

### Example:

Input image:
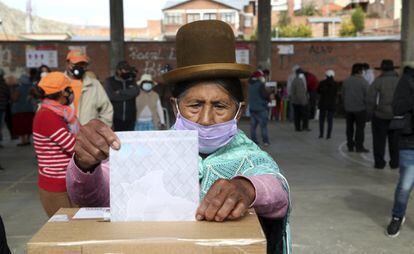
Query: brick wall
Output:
[[0, 40, 400, 85]]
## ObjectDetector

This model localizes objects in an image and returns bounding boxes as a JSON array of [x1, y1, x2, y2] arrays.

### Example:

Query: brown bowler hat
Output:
[[162, 20, 254, 84]]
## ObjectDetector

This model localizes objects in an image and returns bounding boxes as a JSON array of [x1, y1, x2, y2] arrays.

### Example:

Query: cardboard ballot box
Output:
[[27, 208, 266, 254]]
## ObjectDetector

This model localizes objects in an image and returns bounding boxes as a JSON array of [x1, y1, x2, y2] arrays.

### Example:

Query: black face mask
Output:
[[64, 87, 74, 106], [120, 72, 132, 80], [71, 66, 85, 79]]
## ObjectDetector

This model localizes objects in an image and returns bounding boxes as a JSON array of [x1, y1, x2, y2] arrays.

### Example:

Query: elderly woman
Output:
[[66, 20, 291, 253]]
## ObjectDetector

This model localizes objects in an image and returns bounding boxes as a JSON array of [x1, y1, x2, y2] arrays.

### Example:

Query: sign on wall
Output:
[[278, 45, 294, 55], [25, 45, 58, 68], [236, 45, 250, 64]]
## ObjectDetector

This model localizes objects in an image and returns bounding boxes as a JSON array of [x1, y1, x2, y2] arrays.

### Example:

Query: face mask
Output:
[[120, 72, 132, 80], [71, 66, 85, 79], [142, 82, 153, 92], [174, 101, 240, 154], [40, 72, 48, 78]]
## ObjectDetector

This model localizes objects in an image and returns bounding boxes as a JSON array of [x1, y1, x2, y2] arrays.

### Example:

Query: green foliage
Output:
[[278, 11, 291, 27], [351, 6, 365, 32], [279, 24, 312, 38], [296, 3, 320, 16], [339, 19, 356, 37]]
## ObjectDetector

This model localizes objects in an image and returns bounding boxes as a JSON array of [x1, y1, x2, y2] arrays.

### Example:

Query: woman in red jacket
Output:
[[33, 72, 80, 217]]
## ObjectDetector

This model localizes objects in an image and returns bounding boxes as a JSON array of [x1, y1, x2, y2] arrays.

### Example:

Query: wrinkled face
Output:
[[171, 82, 245, 126]]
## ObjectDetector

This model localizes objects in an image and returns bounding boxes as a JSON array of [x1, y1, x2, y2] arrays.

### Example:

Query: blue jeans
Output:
[[392, 150, 414, 218], [250, 110, 269, 144]]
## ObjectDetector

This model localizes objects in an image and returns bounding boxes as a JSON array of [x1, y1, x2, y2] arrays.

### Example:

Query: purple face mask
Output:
[[174, 102, 240, 154]]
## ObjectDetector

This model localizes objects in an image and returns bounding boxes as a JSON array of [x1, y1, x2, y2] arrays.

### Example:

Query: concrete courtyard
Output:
[[0, 119, 413, 254]]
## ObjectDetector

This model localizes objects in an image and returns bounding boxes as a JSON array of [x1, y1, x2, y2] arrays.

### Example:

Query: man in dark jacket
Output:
[[386, 62, 414, 238], [318, 70, 337, 139], [0, 216, 11, 254], [104, 61, 140, 131], [0, 69, 10, 143], [248, 70, 270, 146], [342, 64, 370, 153], [367, 60, 400, 169]]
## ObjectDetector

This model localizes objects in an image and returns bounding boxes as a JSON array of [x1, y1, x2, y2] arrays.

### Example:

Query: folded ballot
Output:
[[110, 130, 199, 222]]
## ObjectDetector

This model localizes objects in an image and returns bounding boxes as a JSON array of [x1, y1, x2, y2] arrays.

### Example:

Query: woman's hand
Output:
[[74, 119, 121, 171], [196, 178, 255, 222]]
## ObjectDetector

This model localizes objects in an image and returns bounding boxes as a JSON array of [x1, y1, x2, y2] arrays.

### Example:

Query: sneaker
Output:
[[263, 143, 270, 147], [386, 216, 405, 237]]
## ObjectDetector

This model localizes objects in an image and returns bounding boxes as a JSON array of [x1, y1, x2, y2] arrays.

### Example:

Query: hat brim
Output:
[[162, 63, 254, 84]]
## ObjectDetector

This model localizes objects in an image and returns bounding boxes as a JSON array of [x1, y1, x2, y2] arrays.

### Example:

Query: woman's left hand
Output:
[[196, 178, 255, 222]]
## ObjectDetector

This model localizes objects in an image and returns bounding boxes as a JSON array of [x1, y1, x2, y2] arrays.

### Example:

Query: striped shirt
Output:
[[33, 108, 76, 192]]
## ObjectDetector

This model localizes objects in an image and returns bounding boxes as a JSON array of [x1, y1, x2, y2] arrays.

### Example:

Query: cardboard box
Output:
[[28, 208, 266, 254]]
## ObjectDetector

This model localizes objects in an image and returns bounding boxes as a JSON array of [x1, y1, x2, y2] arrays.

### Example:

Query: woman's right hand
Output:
[[74, 119, 121, 171]]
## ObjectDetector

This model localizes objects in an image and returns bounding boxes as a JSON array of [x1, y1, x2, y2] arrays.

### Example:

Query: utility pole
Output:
[[109, 0, 125, 73], [401, 0, 414, 63], [256, 0, 272, 72]]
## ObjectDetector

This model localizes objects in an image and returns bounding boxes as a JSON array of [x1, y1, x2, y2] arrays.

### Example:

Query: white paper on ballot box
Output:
[[110, 130, 200, 222]]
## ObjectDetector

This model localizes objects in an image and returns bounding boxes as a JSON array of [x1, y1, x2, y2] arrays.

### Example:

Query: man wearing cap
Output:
[[367, 60, 400, 169], [65, 50, 113, 127], [104, 61, 140, 131]]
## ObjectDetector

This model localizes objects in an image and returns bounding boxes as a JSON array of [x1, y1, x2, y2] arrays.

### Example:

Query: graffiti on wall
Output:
[[128, 46, 176, 78], [299, 45, 338, 67]]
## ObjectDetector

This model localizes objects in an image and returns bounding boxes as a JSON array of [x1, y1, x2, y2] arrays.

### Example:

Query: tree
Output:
[[279, 24, 312, 37], [296, 3, 320, 16], [278, 11, 291, 27], [351, 6, 365, 33], [340, 19, 356, 37]]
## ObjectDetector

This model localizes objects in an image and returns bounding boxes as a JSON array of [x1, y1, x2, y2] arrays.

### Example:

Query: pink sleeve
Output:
[[66, 158, 110, 207], [239, 174, 289, 219]]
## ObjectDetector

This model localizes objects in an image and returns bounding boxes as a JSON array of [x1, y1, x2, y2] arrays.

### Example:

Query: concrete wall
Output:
[[0, 40, 400, 84]]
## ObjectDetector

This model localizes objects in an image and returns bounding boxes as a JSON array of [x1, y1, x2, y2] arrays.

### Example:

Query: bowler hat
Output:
[[162, 20, 254, 84], [375, 59, 399, 71]]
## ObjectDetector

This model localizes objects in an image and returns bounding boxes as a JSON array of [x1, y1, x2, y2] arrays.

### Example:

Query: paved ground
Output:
[[0, 119, 413, 254]]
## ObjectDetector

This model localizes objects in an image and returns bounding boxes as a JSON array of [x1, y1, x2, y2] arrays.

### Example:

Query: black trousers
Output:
[[0, 216, 11, 254], [113, 119, 135, 132], [371, 116, 399, 168], [346, 111, 367, 150], [308, 91, 317, 119], [319, 110, 335, 138], [293, 104, 309, 131]]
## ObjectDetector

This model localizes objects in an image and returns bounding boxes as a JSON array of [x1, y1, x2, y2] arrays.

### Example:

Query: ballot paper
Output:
[[110, 130, 199, 222], [72, 208, 111, 220]]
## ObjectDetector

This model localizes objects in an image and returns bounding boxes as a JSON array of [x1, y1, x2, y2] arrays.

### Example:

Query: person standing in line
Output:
[[386, 62, 414, 237], [342, 64, 370, 153], [11, 73, 36, 146], [65, 50, 113, 127], [362, 63, 375, 85], [287, 65, 301, 122], [104, 61, 140, 131], [248, 70, 270, 146], [33, 72, 79, 217], [305, 71, 319, 120], [367, 60, 400, 169], [291, 69, 310, 132], [318, 70, 338, 139], [0, 69, 10, 145], [135, 74, 166, 131]]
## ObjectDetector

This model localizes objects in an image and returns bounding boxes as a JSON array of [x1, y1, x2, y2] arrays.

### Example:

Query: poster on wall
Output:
[[236, 45, 250, 64], [25, 45, 58, 68], [278, 45, 294, 55]]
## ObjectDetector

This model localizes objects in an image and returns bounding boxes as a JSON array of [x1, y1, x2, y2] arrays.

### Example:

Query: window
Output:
[[323, 23, 329, 37], [164, 13, 182, 25], [187, 13, 200, 23], [221, 13, 235, 24], [203, 13, 217, 20], [244, 16, 252, 27]]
